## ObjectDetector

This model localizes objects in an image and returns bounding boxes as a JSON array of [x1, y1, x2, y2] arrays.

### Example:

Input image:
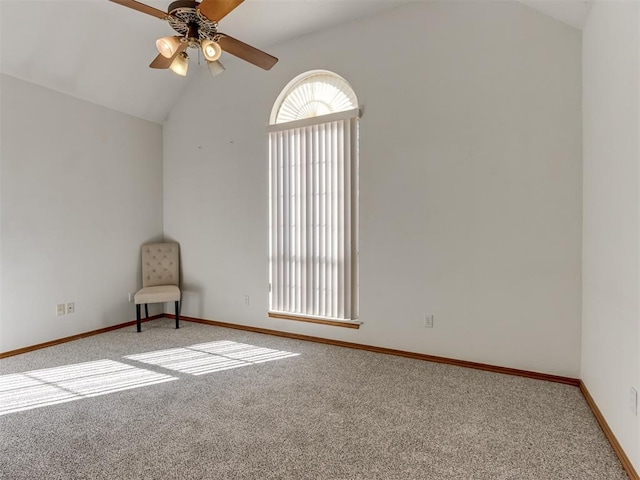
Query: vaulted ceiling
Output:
[[0, 0, 592, 124]]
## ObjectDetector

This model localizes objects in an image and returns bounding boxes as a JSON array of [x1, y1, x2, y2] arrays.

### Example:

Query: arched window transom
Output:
[[271, 71, 358, 124]]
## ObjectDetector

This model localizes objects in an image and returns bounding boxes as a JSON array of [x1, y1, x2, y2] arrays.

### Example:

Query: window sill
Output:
[[268, 312, 361, 329]]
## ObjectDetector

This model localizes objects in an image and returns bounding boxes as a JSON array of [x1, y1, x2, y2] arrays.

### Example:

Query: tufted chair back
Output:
[[141, 242, 180, 288]]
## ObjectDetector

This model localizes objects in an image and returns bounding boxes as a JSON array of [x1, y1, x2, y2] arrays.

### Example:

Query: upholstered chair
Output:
[[134, 242, 181, 332]]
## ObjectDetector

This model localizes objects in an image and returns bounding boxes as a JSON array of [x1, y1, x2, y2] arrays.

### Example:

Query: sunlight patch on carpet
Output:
[[0, 359, 177, 415], [125, 340, 299, 375]]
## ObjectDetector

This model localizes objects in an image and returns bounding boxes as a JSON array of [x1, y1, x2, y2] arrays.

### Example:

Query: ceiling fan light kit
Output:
[[109, 0, 278, 77], [170, 52, 189, 76], [156, 35, 182, 58], [207, 59, 225, 76], [201, 39, 222, 62]]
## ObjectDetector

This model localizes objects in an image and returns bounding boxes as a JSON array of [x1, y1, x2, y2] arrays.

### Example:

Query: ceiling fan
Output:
[[109, 0, 278, 77]]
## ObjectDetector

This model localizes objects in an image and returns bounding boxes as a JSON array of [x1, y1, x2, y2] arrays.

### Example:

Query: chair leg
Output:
[[145, 304, 149, 319], [136, 304, 141, 333], [175, 301, 180, 329]]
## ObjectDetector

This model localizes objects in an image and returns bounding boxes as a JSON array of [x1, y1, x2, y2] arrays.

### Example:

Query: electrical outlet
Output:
[[424, 314, 434, 328], [56, 304, 66, 316], [244, 295, 250, 306], [66, 302, 75, 314], [631, 387, 638, 416], [128, 292, 135, 303]]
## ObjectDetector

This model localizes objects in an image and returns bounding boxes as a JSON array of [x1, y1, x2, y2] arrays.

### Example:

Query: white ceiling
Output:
[[0, 0, 592, 124]]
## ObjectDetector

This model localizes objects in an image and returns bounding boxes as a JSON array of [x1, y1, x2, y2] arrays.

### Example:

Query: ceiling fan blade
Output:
[[217, 34, 278, 70], [149, 41, 188, 69], [109, 0, 170, 20], [197, 0, 244, 22]]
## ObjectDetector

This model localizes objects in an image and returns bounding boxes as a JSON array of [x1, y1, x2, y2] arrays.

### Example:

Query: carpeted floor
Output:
[[0, 318, 628, 479]]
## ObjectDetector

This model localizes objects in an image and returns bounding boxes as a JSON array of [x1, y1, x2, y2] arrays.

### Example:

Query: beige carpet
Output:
[[0, 318, 627, 479]]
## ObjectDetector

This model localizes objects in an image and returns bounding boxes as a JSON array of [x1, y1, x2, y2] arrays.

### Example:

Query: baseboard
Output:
[[0, 315, 164, 359], [166, 314, 580, 386], [580, 381, 639, 480]]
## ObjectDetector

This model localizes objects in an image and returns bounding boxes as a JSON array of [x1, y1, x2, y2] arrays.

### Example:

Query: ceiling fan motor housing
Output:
[[167, 0, 219, 47], [168, 0, 199, 11]]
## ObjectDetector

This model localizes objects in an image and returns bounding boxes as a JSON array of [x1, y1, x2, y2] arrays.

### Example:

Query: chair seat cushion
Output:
[[134, 285, 181, 304]]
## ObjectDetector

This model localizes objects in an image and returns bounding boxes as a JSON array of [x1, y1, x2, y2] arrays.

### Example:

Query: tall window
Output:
[[268, 71, 359, 325]]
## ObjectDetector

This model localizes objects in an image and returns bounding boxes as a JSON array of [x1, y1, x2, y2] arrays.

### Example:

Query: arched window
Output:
[[268, 71, 360, 325], [271, 71, 358, 124]]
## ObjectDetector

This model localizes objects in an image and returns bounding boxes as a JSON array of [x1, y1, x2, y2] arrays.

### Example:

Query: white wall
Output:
[[164, 1, 582, 377], [0, 74, 164, 353], [582, 0, 640, 471]]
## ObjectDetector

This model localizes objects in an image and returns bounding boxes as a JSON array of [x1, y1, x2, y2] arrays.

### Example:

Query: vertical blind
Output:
[[268, 110, 359, 321]]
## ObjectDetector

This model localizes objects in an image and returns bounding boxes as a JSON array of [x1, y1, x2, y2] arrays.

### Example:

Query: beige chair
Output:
[[134, 242, 181, 332]]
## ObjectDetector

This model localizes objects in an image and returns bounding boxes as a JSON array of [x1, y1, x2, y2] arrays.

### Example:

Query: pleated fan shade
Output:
[[275, 74, 357, 124]]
